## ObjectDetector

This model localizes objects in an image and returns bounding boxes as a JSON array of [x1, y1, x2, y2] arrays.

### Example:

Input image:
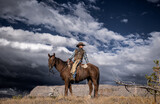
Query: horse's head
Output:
[[48, 53, 56, 70]]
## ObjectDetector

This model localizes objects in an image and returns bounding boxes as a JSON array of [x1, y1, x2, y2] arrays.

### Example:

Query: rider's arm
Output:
[[84, 51, 89, 64]]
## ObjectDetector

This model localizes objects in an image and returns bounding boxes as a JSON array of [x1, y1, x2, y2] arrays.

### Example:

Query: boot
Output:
[[70, 74, 75, 81]]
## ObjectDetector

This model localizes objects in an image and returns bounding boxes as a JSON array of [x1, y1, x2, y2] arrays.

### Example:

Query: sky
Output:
[[0, 0, 160, 94]]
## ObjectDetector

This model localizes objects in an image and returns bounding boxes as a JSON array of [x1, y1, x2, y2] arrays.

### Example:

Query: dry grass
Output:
[[0, 96, 159, 104]]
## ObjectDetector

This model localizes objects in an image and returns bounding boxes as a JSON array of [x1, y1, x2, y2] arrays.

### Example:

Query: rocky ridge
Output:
[[29, 84, 150, 97]]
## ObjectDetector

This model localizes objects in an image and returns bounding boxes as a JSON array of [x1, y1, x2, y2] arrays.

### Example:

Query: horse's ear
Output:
[[53, 53, 55, 56], [48, 54, 51, 57]]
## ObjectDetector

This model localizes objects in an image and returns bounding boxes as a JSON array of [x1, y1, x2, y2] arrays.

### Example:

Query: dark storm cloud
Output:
[[0, 64, 63, 89], [0, 26, 83, 91], [0, 0, 28, 22], [0, 44, 64, 91]]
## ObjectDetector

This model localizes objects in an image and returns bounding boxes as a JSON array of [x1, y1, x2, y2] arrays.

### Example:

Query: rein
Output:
[[49, 57, 69, 75]]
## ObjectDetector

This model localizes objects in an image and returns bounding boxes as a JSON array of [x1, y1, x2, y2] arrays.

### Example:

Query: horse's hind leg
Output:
[[87, 78, 93, 96], [92, 79, 98, 97]]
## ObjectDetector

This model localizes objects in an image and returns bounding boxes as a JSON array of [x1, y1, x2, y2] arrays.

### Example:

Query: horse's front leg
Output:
[[68, 82, 73, 96], [64, 80, 69, 96]]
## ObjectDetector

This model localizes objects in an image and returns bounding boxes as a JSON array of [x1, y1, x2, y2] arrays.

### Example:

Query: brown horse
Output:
[[48, 53, 100, 97]]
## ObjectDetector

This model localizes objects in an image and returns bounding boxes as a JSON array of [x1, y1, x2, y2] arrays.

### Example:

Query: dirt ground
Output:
[[0, 96, 159, 104]]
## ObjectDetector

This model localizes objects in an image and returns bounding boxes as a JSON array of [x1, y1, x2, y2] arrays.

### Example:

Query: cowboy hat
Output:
[[76, 42, 85, 47]]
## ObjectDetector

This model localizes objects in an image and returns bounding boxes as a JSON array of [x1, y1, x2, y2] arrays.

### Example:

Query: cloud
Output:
[[89, 4, 100, 10], [141, 12, 148, 16], [0, 26, 160, 90], [32, 28, 41, 32], [89, 32, 160, 84], [121, 19, 128, 23], [157, 4, 160, 7], [0, 38, 52, 52], [88, 0, 97, 3], [0, 0, 124, 44], [147, 0, 160, 3], [95, 28, 125, 42], [73, 2, 93, 20], [0, 26, 78, 48]]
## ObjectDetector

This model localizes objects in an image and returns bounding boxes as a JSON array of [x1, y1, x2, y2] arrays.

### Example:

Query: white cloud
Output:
[[56, 47, 72, 54], [90, 52, 120, 66], [0, 38, 52, 52], [89, 32, 160, 82], [89, 5, 100, 10], [95, 28, 125, 42], [0, 38, 10, 46], [0, 26, 78, 67], [73, 2, 93, 21], [121, 19, 128, 23], [0, 26, 78, 48], [0, 0, 124, 44]]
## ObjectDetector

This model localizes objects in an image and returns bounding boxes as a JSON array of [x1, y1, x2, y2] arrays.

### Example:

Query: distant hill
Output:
[[0, 88, 28, 98]]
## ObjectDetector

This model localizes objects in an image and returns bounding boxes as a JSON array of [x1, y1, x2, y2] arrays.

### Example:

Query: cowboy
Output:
[[67, 42, 89, 81]]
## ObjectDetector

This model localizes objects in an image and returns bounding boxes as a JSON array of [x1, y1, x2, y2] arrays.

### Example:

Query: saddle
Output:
[[68, 61, 88, 82], [68, 60, 88, 69], [68, 60, 88, 79]]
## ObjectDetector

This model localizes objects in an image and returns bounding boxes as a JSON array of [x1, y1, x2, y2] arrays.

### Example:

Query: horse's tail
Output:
[[97, 68, 100, 89]]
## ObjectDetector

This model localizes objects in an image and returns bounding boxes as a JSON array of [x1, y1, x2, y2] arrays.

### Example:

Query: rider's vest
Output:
[[74, 48, 85, 61]]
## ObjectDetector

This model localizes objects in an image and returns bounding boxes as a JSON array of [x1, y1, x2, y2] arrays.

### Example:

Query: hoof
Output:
[[87, 95, 91, 99]]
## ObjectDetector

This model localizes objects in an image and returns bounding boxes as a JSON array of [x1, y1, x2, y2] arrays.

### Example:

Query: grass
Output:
[[12, 95, 23, 99], [0, 96, 159, 104]]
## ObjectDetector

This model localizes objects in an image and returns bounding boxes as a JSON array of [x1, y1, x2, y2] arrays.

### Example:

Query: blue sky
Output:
[[0, 0, 160, 92]]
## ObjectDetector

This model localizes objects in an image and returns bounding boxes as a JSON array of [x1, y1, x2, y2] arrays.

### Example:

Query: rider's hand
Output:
[[84, 64, 88, 68]]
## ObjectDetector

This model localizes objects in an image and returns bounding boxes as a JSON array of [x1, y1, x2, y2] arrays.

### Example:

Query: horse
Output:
[[48, 53, 100, 97]]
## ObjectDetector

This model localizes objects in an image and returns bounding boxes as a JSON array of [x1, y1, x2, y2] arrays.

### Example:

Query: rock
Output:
[[28, 84, 151, 97]]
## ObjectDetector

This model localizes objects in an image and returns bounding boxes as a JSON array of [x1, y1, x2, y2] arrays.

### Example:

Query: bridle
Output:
[[49, 57, 56, 75], [48, 56, 70, 75]]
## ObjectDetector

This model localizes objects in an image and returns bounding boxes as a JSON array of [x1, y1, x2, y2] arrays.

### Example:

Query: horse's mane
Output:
[[55, 57, 67, 65]]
